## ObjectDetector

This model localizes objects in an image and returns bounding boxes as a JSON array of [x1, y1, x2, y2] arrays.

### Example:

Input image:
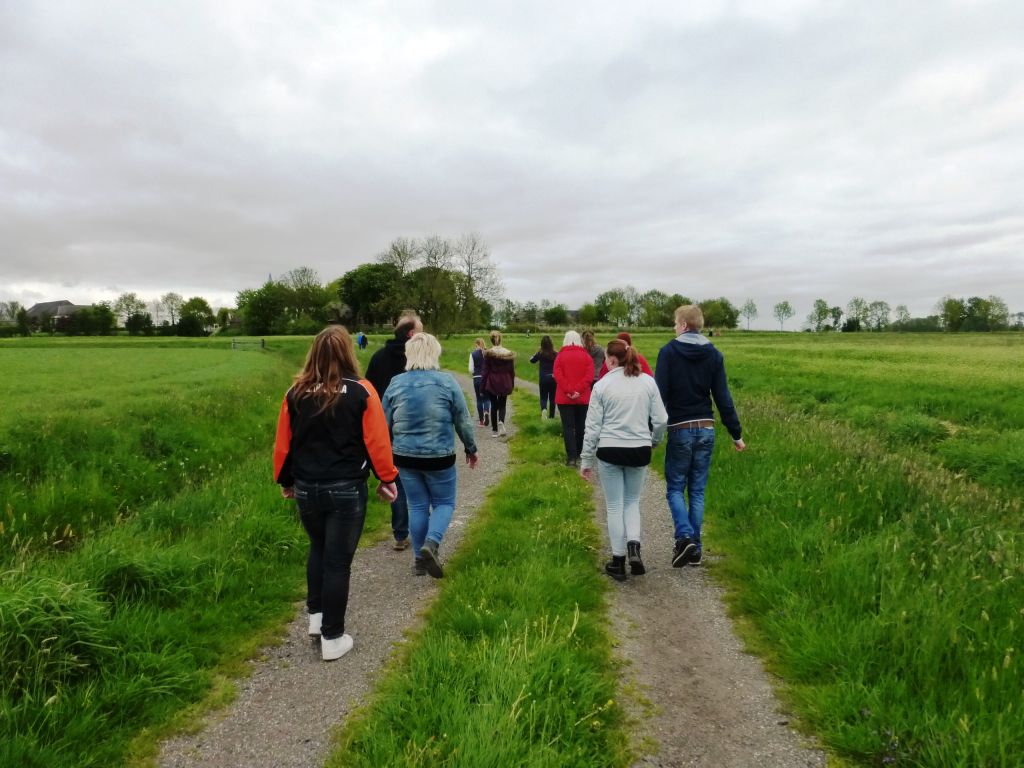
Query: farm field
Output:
[[1, 330, 1021, 766], [0, 336, 394, 767], [439, 330, 1023, 764]]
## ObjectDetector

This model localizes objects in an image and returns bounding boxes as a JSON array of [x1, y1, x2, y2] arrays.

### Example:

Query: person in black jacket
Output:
[[365, 311, 422, 550], [274, 326, 398, 660], [654, 305, 746, 568]]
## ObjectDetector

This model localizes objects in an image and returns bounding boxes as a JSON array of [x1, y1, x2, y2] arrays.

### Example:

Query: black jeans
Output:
[[294, 479, 367, 640], [539, 375, 556, 417], [490, 393, 508, 431], [558, 403, 589, 460]]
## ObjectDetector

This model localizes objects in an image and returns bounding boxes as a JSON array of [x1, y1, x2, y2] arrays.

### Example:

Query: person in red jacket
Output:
[[553, 330, 594, 467], [596, 332, 653, 379], [274, 325, 398, 661]]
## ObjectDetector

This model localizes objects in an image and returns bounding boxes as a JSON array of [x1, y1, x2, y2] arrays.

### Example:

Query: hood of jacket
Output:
[[484, 345, 516, 360], [665, 332, 716, 362]]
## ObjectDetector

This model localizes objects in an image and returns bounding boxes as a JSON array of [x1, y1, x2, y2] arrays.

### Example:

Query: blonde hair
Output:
[[489, 329, 502, 346], [405, 332, 442, 370], [562, 330, 582, 347], [291, 326, 360, 412], [474, 337, 486, 350], [674, 304, 704, 331]]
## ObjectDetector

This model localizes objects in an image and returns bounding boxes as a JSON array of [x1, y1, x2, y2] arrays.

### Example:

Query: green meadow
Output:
[[1, 331, 1021, 766]]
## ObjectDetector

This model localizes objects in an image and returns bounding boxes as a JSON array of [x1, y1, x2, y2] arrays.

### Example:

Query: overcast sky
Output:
[[2, 0, 1023, 328]]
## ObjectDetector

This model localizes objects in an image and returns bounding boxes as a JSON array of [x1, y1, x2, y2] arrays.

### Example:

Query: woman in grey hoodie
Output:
[[580, 338, 667, 581]]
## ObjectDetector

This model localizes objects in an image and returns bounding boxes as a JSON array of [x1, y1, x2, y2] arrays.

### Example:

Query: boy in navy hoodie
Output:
[[654, 305, 746, 567]]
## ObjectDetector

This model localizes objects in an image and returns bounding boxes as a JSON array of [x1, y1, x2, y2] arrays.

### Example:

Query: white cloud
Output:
[[2, 0, 1023, 327]]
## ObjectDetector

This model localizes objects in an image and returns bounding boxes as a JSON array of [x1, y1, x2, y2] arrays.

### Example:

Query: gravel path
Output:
[[590, 468, 826, 767], [157, 373, 511, 768]]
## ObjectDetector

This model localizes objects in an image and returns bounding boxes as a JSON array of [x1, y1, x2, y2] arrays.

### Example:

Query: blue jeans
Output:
[[399, 465, 458, 557], [294, 478, 367, 640], [539, 375, 556, 417], [472, 376, 490, 421], [664, 428, 715, 546], [598, 460, 648, 556], [391, 474, 409, 542]]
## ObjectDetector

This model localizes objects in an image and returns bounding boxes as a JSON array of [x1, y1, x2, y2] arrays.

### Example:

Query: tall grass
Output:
[[703, 395, 1022, 765], [0, 335, 400, 766], [331, 392, 631, 767]]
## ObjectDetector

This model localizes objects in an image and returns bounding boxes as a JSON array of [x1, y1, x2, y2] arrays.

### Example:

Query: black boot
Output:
[[604, 555, 627, 582], [627, 541, 646, 575]]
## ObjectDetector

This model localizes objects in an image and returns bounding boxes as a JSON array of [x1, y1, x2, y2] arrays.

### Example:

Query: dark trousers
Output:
[[558, 403, 589, 460], [539, 375, 556, 417], [490, 393, 508, 431], [294, 479, 367, 640], [391, 473, 409, 541]]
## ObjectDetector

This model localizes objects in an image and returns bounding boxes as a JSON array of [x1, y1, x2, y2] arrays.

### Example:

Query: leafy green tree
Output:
[[338, 262, 403, 327], [829, 306, 843, 330], [237, 282, 290, 335], [740, 299, 758, 330], [282, 267, 331, 323], [577, 303, 599, 326], [405, 266, 460, 334], [806, 299, 829, 331], [114, 292, 146, 327], [125, 312, 154, 336], [773, 300, 795, 330], [937, 296, 966, 331], [847, 297, 870, 327], [15, 306, 30, 336], [701, 297, 739, 329], [180, 297, 215, 331], [867, 301, 890, 331], [161, 292, 184, 325], [607, 299, 630, 326], [543, 303, 568, 325]]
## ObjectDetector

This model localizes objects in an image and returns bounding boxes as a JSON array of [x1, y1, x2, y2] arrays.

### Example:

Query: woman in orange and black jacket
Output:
[[274, 326, 398, 662]]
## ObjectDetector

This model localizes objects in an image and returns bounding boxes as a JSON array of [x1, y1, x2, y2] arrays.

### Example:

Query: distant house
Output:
[[25, 300, 91, 321]]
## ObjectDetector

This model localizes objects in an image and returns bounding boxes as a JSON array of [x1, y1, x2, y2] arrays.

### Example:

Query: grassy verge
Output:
[[694, 395, 1022, 766], [329, 391, 632, 767]]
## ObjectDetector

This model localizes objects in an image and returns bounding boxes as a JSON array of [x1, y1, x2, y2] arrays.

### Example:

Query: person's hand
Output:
[[377, 481, 398, 502], [466, 453, 479, 469], [580, 467, 593, 481], [281, 486, 295, 499], [733, 439, 747, 452], [568, 391, 580, 400]]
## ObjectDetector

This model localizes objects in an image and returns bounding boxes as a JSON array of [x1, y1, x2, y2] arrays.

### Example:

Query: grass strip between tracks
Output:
[[330, 390, 631, 767]]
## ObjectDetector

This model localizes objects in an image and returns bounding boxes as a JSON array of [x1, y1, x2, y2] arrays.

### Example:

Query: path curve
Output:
[[157, 373, 511, 768]]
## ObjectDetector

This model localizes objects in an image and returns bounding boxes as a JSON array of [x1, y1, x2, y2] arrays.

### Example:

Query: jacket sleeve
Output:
[[273, 395, 294, 486], [579, 386, 604, 469], [480, 354, 490, 392], [640, 355, 654, 377], [648, 377, 668, 445], [449, 376, 479, 455], [654, 346, 672, 406], [597, 359, 608, 380], [360, 380, 399, 482], [570, 354, 593, 394], [710, 357, 742, 441], [468, 352, 474, 375]]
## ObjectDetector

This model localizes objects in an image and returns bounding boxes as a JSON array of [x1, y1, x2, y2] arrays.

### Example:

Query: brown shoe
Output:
[[393, 538, 410, 551]]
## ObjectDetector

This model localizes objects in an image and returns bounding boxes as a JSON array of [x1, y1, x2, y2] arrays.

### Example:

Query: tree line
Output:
[[2, 241, 1022, 336]]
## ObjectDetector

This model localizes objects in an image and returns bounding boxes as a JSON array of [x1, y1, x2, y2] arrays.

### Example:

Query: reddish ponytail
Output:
[[606, 339, 641, 376]]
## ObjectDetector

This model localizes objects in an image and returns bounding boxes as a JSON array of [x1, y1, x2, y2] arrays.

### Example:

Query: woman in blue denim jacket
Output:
[[382, 332, 479, 578]]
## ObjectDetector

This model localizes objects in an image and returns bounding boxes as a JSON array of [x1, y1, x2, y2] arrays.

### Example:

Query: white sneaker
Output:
[[321, 633, 353, 661], [308, 612, 322, 637], [498, 421, 506, 437]]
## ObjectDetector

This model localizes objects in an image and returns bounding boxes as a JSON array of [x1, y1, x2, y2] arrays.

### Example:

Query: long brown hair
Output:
[[291, 326, 361, 412], [606, 338, 641, 376]]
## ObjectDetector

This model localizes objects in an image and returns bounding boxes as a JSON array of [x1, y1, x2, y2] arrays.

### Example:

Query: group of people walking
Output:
[[273, 303, 745, 661]]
